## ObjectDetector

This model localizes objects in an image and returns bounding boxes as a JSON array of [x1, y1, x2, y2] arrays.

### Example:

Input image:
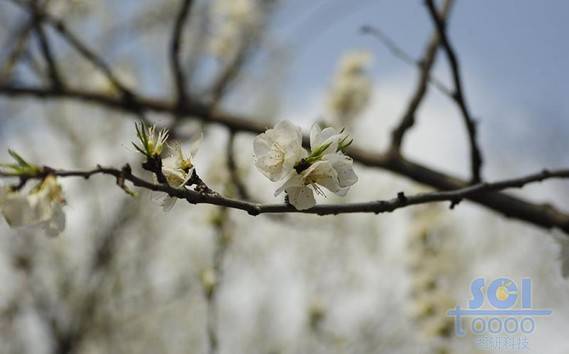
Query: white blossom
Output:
[[0, 176, 66, 237], [254, 121, 358, 210], [274, 153, 357, 210], [159, 135, 202, 211], [327, 50, 373, 126], [309, 123, 353, 158], [253, 121, 306, 182]]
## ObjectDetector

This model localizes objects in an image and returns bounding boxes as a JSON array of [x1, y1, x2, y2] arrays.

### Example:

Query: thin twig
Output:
[[30, 3, 63, 89], [0, 17, 35, 83], [2, 165, 569, 233], [9, 0, 136, 100], [226, 131, 250, 200], [388, 0, 454, 151], [0, 84, 568, 234], [425, 0, 483, 183], [170, 0, 193, 108], [361, 25, 451, 97]]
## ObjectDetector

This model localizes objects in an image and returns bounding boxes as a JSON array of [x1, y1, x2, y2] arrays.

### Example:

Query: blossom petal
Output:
[[287, 186, 316, 210], [189, 132, 203, 156], [254, 121, 306, 182], [42, 205, 65, 237], [326, 153, 358, 188], [274, 172, 303, 197], [303, 160, 342, 194], [161, 196, 177, 212]]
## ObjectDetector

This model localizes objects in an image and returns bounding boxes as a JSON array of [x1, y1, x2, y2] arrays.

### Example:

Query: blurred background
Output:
[[0, 0, 568, 353]]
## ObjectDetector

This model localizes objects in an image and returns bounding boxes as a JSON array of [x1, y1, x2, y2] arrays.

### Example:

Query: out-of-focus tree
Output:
[[0, 0, 569, 353]]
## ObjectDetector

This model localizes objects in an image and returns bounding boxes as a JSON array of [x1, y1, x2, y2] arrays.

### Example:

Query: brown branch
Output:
[[361, 25, 451, 97], [2, 165, 569, 234], [226, 131, 250, 200], [30, 2, 63, 89], [0, 84, 568, 233], [170, 0, 193, 108], [10, 0, 136, 100], [389, 0, 454, 152], [0, 17, 35, 83], [425, 0, 483, 183]]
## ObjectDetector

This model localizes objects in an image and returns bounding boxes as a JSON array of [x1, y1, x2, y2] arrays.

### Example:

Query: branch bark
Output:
[[2, 165, 569, 233], [425, 0, 483, 183], [390, 0, 453, 151], [170, 0, 193, 108], [1, 84, 568, 233]]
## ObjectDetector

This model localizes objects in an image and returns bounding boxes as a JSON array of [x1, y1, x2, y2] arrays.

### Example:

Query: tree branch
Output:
[[2, 165, 569, 233], [361, 25, 451, 98], [425, 0, 483, 183], [10, 0, 135, 100], [30, 2, 63, 89], [0, 84, 568, 233], [170, 0, 193, 108], [389, 0, 453, 152]]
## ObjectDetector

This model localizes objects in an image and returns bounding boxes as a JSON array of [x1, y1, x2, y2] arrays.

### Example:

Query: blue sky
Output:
[[272, 0, 569, 174]]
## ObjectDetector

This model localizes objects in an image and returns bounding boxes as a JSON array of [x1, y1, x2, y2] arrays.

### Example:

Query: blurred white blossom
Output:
[[327, 50, 373, 126], [209, 0, 262, 61], [0, 176, 66, 237], [89, 68, 137, 96], [554, 233, 569, 278], [47, 0, 89, 18]]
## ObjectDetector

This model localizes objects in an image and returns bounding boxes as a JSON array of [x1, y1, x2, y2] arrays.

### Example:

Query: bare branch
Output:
[[170, 0, 193, 108], [424, 0, 483, 183], [10, 0, 136, 100], [0, 18, 35, 83], [0, 84, 568, 233], [30, 2, 63, 89], [2, 165, 569, 234], [389, 0, 454, 151], [226, 131, 250, 200]]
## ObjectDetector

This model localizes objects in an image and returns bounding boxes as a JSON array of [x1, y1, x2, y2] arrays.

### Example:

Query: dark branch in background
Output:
[[2, 165, 569, 233], [361, 25, 451, 97], [388, 0, 454, 152], [1, 84, 569, 234], [0, 16, 35, 83], [9, 0, 136, 101], [424, 0, 483, 183], [226, 131, 250, 200], [205, 207, 229, 354], [170, 0, 193, 108], [30, 1, 63, 89]]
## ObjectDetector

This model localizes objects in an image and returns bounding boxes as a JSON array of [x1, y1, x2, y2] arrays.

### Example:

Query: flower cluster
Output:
[[132, 122, 203, 211], [0, 151, 66, 237], [253, 121, 358, 210], [327, 50, 373, 126], [406, 206, 456, 347]]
